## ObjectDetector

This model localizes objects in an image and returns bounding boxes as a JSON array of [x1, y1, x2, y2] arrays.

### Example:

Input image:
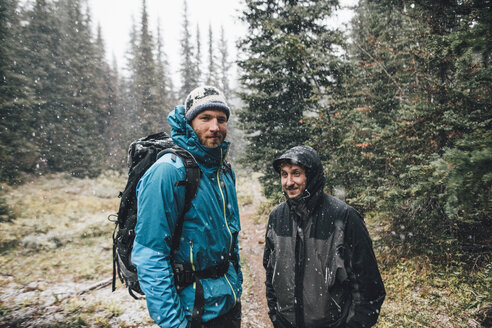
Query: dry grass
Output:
[[236, 173, 255, 207], [364, 213, 491, 328], [0, 171, 123, 284], [0, 171, 156, 327]]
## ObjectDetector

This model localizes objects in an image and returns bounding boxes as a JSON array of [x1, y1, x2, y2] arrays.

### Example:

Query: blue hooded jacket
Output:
[[131, 105, 242, 328]]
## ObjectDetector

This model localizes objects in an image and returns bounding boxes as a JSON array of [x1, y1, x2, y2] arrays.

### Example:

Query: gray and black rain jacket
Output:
[[264, 146, 385, 328]]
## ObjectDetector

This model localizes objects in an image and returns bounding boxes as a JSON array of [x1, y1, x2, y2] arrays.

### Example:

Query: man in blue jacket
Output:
[[132, 86, 242, 328]]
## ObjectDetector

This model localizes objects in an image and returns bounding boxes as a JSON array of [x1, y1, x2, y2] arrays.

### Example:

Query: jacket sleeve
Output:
[[228, 168, 243, 297], [263, 214, 278, 323], [232, 231, 243, 295], [344, 209, 386, 328], [233, 171, 243, 291], [131, 160, 189, 328]]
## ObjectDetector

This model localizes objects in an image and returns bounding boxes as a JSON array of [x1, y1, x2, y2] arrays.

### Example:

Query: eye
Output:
[[217, 117, 226, 124]]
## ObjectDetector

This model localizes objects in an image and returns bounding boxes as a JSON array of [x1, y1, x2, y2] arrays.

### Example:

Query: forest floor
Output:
[[0, 171, 272, 328], [0, 170, 489, 327]]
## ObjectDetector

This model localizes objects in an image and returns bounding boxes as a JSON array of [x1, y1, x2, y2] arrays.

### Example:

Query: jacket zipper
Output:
[[190, 240, 196, 289], [217, 148, 237, 305], [294, 219, 305, 327]]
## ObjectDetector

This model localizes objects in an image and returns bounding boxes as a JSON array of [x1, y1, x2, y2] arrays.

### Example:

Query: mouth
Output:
[[285, 188, 300, 198], [207, 135, 222, 142], [286, 188, 299, 195]]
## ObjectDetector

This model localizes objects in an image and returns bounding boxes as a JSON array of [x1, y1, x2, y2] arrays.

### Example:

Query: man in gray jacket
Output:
[[263, 146, 385, 328]]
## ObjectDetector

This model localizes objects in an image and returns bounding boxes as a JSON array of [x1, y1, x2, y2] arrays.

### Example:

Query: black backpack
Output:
[[111, 132, 201, 299]]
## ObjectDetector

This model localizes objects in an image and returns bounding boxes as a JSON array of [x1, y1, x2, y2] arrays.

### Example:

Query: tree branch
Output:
[[353, 41, 404, 96]]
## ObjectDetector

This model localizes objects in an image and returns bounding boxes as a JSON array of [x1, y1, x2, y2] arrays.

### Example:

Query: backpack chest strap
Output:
[[173, 260, 230, 289]]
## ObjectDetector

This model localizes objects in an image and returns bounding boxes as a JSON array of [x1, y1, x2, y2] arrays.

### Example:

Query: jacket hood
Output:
[[273, 145, 326, 200], [168, 105, 229, 172]]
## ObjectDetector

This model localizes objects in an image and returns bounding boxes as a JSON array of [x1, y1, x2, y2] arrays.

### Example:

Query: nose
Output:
[[286, 174, 294, 186], [209, 118, 220, 131]]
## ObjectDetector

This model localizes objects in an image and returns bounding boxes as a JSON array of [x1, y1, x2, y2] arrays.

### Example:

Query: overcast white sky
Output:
[[88, 0, 357, 85], [88, 0, 246, 72]]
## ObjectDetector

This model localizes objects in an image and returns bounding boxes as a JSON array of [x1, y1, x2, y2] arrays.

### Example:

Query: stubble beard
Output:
[[200, 131, 226, 148]]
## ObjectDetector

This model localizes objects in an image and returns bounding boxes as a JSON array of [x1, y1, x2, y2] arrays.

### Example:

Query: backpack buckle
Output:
[[173, 263, 195, 288]]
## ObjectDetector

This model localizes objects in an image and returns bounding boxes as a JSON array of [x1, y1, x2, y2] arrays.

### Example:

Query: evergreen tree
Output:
[[122, 18, 140, 138], [205, 24, 219, 86], [54, 0, 105, 177], [0, 0, 37, 182], [132, 0, 161, 135], [18, 0, 114, 177], [237, 0, 345, 197], [326, 0, 492, 254], [104, 54, 128, 169], [21, 0, 66, 173], [314, 0, 416, 208], [389, 0, 492, 252], [217, 26, 231, 100], [178, 0, 197, 100], [95, 25, 121, 168], [195, 24, 202, 85], [155, 21, 174, 132], [125, 17, 138, 80]]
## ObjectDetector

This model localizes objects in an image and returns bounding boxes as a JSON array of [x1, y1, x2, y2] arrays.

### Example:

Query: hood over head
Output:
[[273, 145, 326, 199]]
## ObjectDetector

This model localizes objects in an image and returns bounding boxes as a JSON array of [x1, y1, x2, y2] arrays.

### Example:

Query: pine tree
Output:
[[178, 0, 197, 100], [95, 25, 122, 169], [217, 26, 231, 100], [54, 0, 105, 177], [155, 21, 174, 132], [122, 18, 140, 139], [132, 0, 161, 135], [103, 54, 128, 169], [390, 0, 492, 251], [330, 0, 492, 253], [238, 0, 345, 196], [314, 0, 417, 208], [0, 0, 37, 182], [205, 24, 219, 87], [116, 65, 140, 168], [21, 0, 66, 174], [194, 24, 202, 86]]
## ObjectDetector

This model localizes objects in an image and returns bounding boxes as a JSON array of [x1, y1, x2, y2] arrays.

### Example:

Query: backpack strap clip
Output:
[[172, 260, 230, 291]]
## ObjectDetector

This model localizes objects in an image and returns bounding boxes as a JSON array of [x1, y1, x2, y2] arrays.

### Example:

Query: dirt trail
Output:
[[238, 179, 273, 328]]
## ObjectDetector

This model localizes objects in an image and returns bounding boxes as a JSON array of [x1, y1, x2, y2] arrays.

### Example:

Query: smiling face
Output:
[[280, 163, 307, 199], [190, 109, 228, 148]]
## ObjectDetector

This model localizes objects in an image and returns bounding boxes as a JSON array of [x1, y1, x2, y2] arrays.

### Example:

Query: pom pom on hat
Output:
[[184, 86, 231, 122]]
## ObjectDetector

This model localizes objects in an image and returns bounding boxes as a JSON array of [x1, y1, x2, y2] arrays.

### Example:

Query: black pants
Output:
[[202, 302, 241, 328]]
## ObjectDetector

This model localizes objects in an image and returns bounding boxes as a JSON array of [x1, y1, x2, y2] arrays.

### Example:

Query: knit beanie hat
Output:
[[184, 86, 231, 122]]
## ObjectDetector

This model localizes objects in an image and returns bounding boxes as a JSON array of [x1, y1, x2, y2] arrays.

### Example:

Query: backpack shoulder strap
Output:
[[157, 147, 201, 254]]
